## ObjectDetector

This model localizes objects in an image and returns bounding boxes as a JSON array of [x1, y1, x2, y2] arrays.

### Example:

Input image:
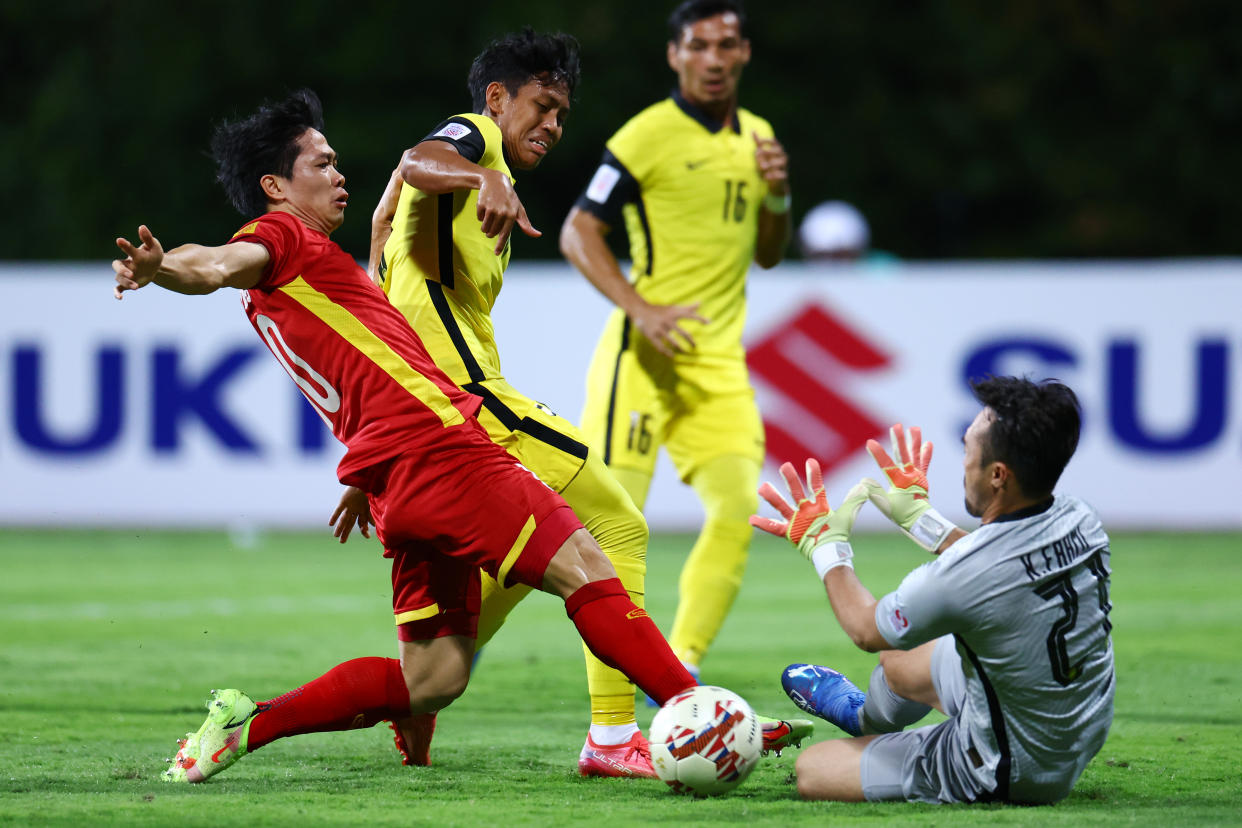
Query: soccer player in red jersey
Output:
[[111, 89, 696, 783]]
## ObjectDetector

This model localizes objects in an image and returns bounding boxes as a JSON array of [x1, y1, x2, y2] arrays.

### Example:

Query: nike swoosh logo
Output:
[[685, 159, 710, 170], [211, 730, 243, 763]]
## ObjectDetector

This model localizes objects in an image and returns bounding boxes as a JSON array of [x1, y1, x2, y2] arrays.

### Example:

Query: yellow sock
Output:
[[668, 454, 760, 668]]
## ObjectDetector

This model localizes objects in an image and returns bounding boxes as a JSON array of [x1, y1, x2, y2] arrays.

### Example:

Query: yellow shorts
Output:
[[580, 316, 764, 482], [466, 377, 589, 493]]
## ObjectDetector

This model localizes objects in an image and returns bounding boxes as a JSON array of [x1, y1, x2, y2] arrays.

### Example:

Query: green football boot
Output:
[[162, 688, 258, 783]]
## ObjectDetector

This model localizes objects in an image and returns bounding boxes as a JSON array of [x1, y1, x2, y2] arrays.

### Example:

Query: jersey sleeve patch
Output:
[[574, 149, 639, 224], [434, 122, 472, 140], [420, 116, 486, 164], [585, 165, 621, 203]]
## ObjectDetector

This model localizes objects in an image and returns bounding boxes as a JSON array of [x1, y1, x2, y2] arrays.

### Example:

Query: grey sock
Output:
[[860, 663, 931, 734]]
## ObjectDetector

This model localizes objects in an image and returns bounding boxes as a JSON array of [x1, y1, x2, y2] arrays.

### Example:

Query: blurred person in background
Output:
[[799, 199, 898, 267], [798, 200, 869, 261]]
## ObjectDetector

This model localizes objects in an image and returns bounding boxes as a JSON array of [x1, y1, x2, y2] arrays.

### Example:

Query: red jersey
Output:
[[227, 210, 482, 485]]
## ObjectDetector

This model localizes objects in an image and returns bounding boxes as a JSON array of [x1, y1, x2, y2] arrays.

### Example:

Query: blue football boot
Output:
[[781, 663, 865, 737]]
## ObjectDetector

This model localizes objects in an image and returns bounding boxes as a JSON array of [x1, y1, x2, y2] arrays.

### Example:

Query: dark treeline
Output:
[[2, 0, 1238, 261]]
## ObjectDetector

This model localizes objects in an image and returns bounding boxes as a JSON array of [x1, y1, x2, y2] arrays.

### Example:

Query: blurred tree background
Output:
[[2, 0, 1239, 261]]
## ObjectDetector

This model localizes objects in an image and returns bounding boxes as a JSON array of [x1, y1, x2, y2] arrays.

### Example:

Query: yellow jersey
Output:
[[576, 92, 775, 365], [379, 112, 512, 386]]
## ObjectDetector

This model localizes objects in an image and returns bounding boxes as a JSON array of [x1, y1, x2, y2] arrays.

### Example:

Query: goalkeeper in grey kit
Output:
[[752, 376, 1114, 804]]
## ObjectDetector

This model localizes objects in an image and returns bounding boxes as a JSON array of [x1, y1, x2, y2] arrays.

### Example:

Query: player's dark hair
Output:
[[209, 89, 325, 217], [668, 0, 748, 41], [971, 376, 1082, 499], [467, 28, 581, 113]]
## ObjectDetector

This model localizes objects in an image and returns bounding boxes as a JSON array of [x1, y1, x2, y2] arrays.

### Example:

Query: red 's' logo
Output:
[[747, 303, 891, 476]]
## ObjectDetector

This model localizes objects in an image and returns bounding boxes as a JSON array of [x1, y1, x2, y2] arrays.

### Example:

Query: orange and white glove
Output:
[[862, 423, 957, 553], [750, 458, 870, 579]]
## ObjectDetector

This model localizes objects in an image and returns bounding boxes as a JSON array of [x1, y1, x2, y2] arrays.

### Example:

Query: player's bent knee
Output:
[[879, 646, 937, 706], [403, 663, 470, 713], [542, 529, 619, 598], [399, 637, 472, 713]]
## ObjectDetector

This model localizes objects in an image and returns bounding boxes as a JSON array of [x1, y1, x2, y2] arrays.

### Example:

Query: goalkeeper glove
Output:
[[864, 423, 957, 553], [750, 458, 870, 579]]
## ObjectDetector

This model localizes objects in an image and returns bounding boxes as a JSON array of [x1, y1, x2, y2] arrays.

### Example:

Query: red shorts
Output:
[[362, 420, 582, 642]]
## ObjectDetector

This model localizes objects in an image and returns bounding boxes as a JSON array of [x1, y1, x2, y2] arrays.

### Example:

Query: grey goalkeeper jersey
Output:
[[875, 495, 1115, 803]]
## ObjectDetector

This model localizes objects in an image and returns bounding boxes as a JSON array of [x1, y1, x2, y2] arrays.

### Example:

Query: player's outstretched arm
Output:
[[864, 424, 964, 554], [112, 225, 267, 299], [399, 142, 539, 256], [750, 458, 887, 651], [561, 206, 708, 357]]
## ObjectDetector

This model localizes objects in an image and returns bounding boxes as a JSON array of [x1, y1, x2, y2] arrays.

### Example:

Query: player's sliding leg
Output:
[[611, 456, 814, 755], [165, 647, 467, 782], [543, 529, 697, 707], [558, 460, 657, 777], [385, 572, 532, 767], [667, 454, 760, 669]]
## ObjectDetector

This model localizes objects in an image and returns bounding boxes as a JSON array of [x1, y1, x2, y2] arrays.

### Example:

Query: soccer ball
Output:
[[648, 685, 762, 796]]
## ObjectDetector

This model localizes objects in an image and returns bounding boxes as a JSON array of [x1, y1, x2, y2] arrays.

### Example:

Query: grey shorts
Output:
[[858, 636, 981, 803]]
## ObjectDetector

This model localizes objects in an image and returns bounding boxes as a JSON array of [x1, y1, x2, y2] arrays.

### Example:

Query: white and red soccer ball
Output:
[[649, 685, 762, 796]]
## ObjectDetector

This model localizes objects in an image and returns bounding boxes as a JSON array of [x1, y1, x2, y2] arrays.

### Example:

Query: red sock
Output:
[[565, 578, 696, 706], [247, 657, 410, 751]]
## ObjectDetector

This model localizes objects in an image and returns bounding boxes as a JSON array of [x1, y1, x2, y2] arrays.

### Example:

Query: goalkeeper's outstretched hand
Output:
[[750, 458, 869, 578], [864, 423, 957, 553]]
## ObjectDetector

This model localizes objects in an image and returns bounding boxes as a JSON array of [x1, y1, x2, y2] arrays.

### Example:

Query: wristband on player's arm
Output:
[[902, 508, 957, 553], [763, 192, 791, 214], [808, 541, 854, 579]]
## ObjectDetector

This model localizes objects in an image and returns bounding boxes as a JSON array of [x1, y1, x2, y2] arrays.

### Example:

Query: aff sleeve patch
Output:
[[434, 122, 473, 141], [585, 165, 621, 204]]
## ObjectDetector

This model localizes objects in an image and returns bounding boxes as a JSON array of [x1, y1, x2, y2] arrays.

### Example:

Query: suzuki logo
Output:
[[747, 303, 891, 476]]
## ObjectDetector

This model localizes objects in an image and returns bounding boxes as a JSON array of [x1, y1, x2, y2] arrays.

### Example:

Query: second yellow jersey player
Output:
[[561, 0, 793, 677]]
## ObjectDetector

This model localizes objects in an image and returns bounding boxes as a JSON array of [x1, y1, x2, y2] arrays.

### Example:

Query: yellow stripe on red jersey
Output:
[[228, 210, 481, 484]]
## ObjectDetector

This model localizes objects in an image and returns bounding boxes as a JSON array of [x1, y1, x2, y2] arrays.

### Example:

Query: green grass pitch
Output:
[[1, 528, 1239, 825]]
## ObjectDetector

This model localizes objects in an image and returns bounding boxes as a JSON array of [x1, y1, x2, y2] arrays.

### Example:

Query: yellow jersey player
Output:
[[561, 0, 792, 682], [345, 29, 659, 778]]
